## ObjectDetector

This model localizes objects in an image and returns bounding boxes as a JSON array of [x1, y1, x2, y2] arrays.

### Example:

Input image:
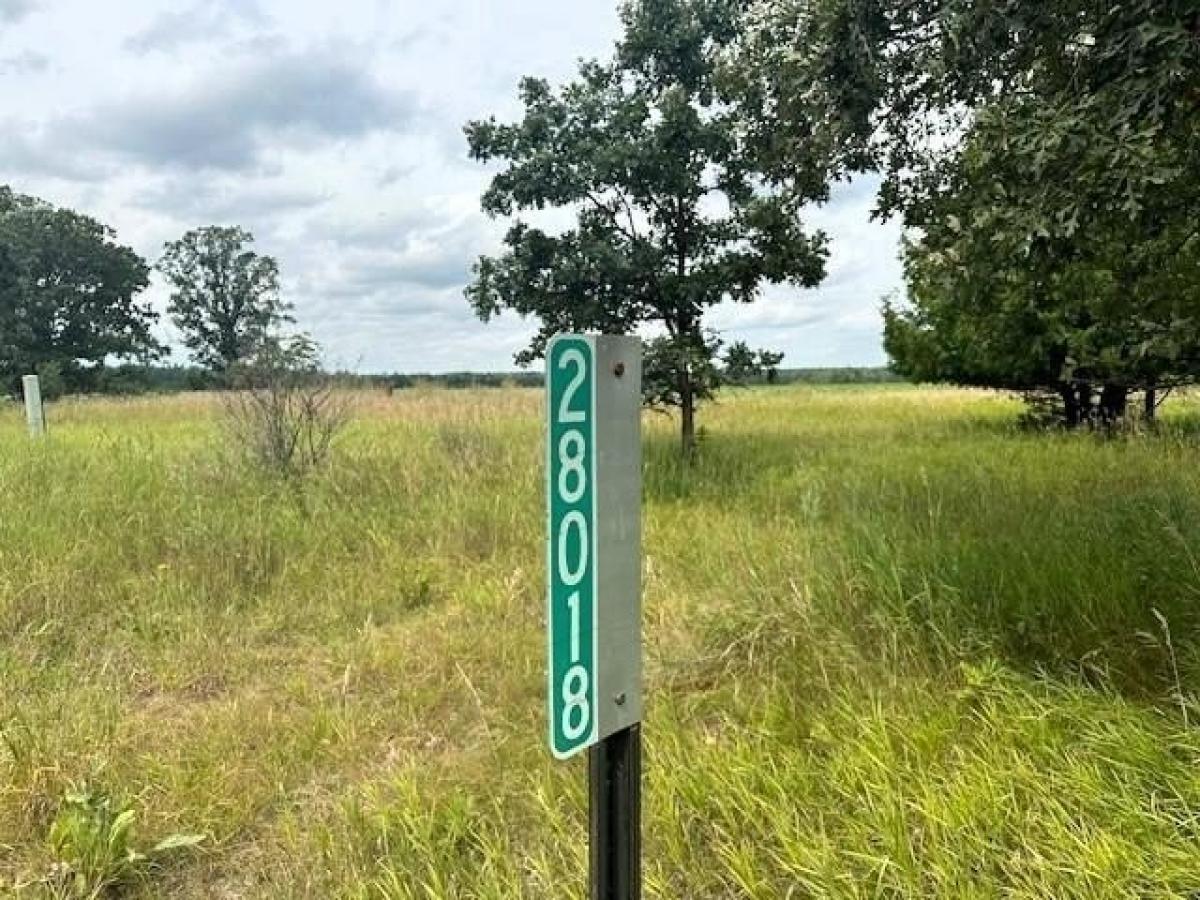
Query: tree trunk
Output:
[[1099, 384, 1128, 426], [1145, 387, 1157, 423], [680, 369, 696, 458], [1062, 383, 1095, 428], [1077, 383, 1094, 427], [1061, 385, 1080, 428]]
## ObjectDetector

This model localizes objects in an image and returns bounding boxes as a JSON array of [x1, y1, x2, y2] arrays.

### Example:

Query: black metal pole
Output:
[[589, 724, 641, 900]]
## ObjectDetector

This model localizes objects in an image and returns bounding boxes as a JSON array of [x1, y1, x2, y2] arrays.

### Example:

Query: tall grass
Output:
[[3, 385, 1200, 897]]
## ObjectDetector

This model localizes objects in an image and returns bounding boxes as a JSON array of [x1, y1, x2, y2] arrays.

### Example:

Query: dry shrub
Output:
[[223, 335, 351, 477]]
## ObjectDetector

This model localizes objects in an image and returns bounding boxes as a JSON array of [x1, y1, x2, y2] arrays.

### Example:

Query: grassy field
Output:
[[4, 385, 1200, 898]]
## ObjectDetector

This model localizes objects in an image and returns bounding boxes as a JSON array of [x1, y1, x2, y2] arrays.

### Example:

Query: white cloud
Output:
[[0, 0, 35, 24], [32, 46, 419, 174], [124, 0, 269, 54], [0, 49, 46, 72]]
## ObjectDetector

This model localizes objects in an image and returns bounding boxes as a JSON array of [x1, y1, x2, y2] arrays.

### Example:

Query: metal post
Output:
[[590, 724, 641, 900], [22, 374, 45, 437], [547, 335, 642, 899]]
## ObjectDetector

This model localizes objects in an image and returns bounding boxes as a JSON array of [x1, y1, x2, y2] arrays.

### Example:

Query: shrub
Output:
[[223, 335, 351, 478]]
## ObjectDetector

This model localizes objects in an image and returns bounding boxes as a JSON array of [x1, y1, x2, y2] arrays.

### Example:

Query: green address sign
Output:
[[547, 335, 642, 761], [547, 336, 599, 757]]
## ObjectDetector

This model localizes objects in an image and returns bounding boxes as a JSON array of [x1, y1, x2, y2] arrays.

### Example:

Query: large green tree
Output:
[[883, 126, 1200, 425], [158, 226, 290, 374], [743, 0, 1200, 423], [466, 0, 828, 453], [0, 186, 159, 395], [745, 0, 1198, 231]]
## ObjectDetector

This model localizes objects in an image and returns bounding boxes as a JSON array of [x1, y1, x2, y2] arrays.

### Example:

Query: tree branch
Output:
[[585, 191, 637, 242]]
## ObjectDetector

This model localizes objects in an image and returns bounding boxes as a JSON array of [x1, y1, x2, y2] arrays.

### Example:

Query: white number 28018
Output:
[[555, 347, 591, 744]]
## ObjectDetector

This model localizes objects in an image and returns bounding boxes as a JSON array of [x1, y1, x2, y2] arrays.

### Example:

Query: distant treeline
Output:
[[774, 367, 902, 385], [29, 363, 902, 397]]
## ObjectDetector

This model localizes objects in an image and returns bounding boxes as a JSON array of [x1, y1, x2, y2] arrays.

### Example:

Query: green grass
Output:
[[4, 384, 1200, 897]]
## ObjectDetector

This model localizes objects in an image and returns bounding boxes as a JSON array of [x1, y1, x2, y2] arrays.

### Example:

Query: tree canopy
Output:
[[747, 0, 1198, 230], [883, 128, 1200, 424], [745, 0, 1200, 423], [466, 0, 828, 452], [158, 226, 290, 374], [0, 186, 158, 396]]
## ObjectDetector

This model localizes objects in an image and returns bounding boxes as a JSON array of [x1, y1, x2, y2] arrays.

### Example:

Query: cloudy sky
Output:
[[0, 0, 902, 373]]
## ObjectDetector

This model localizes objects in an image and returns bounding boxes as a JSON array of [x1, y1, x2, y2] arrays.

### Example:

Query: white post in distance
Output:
[[22, 374, 45, 437]]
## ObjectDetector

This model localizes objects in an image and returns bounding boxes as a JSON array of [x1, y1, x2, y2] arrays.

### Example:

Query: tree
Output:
[[883, 130, 1200, 426], [158, 227, 290, 374], [723, 340, 785, 385], [745, 0, 1198, 231], [0, 240, 22, 385], [0, 186, 159, 395], [742, 0, 1200, 423], [465, 0, 828, 454]]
